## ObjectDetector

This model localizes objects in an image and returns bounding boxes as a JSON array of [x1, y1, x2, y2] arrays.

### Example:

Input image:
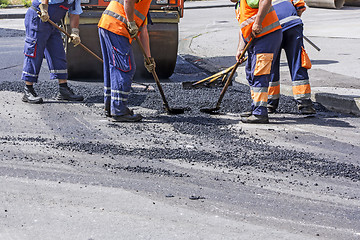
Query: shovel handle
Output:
[[134, 35, 171, 111], [303, 35, 321, 52], [215, 38, 253, 108], [37, 11, 103, 63]]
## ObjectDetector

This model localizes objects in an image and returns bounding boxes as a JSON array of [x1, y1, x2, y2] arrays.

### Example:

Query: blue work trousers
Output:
[[98, 28, 136, 116], [269, 25, 309, 108], [245, 29, 282, 116], [21, 5, 69, 83]]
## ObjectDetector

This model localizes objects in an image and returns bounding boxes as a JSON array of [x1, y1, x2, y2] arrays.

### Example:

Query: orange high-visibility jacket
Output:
[[98, 0, 151, 42], [237, 0, 281, 41]]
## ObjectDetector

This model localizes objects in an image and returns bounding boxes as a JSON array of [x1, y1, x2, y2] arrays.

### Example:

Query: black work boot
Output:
[[104, 101, 111, 117], [299, 105, 316, 115], [267, 104, 277, 114], [241, 114, 269, 124], [57, 84, 84, 101], [22, 86, 43, 104], [111, 108, 142, 122], [297, 99, 316, 115]]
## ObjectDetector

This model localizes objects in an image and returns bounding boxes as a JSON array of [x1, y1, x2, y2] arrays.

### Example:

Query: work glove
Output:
[[144, 57, 156, 73], [127, 21, 139, 38], [39, 3, 49, 22], [69, 28, 81, 47]]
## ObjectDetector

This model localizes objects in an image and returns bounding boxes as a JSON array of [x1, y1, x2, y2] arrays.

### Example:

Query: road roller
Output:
[[64, 0, 184, 80]]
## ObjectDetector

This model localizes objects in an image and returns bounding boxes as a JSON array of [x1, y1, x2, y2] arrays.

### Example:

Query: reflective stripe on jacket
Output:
[[98, 0, 151, 42], [272, 0, 305, 31], [237, 0, 281, 41]]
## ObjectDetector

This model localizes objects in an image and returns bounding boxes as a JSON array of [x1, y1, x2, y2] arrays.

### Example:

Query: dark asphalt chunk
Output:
[[104, 163, 190, 177]]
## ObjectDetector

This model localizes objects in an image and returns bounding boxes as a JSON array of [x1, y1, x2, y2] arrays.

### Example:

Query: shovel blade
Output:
[[167, 108, 185, 114], [200, 107, 220, 115], [164, 106, 190, 115]]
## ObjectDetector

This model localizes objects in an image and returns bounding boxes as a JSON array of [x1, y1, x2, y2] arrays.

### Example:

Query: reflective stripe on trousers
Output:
[[268, 25, 311, 108], [21, 7, 68, 82], [99, 28, 136, 116], [245, 29, 282, 116]]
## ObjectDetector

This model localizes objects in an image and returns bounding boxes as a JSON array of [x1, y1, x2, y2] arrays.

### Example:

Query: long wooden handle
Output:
[[303, 35, 321, 52], [215, 39, 253, 108], [38, 12, 103, 63], [134, 35, 171, 110]]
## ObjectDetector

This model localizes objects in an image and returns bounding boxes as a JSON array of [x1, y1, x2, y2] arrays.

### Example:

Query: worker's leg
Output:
[[99, 27, 111, 116], [267, 43, 282, 113], [283, 25, 315, 114], [243, 30, 282, 123], [99, 29, 142, 121], [44, 28, 83, 101], [21, 8, 50, 103]]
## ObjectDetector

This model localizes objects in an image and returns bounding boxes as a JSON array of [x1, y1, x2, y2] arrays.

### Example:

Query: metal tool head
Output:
[[200, 107, 221, 115], [164, 105, 189, 115], [166, 108, 186, 115]]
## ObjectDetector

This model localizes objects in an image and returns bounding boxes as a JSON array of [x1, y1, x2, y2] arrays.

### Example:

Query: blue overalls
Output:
[[21, 0, 74, 83], [268, 0, 311, 109], [98, 28, 136, 116]]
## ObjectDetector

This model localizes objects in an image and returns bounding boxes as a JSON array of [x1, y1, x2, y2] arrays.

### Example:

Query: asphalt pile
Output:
[[1, 80, 358, 182]]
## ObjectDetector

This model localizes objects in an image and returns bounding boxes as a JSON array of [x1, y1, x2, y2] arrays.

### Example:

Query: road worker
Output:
[[267, 0, 316, 114], [233, 0, 282, 123], [21, 0, 84, 104], [98, 0, 155, 122]]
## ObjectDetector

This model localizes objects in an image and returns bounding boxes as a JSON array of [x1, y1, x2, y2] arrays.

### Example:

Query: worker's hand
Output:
[[127, 21, 139, 38], [144, 57, 156, 73], [251, 22, 262, 38], [236, 39, 246, 62], [236, 48, 245, 62], [39, 3, 49, 22], [69, 28, 81, 47], [297, 9, 305, 17]]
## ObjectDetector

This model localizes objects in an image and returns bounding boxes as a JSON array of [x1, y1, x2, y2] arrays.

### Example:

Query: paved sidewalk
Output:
[[1, 1, 360, 115]]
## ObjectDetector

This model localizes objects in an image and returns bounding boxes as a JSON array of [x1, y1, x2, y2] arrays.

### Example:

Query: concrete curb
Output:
[[0, 6, 27, 19], [312, 92, 360, 116]]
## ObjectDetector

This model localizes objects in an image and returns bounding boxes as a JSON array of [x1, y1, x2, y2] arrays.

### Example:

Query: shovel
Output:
[[135, 36, 186, 114], [200, 39, 253, 114]]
